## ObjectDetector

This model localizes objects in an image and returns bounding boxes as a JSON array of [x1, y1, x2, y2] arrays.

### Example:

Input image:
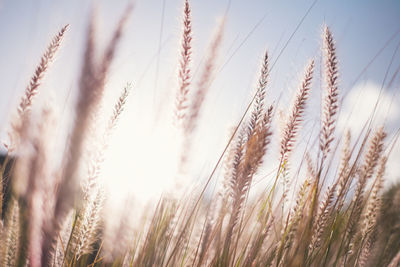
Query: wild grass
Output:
[[0, 1, 399, 267]]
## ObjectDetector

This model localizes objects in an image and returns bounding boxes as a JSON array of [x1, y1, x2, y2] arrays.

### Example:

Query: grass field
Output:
[[0, 1, 399, 266]]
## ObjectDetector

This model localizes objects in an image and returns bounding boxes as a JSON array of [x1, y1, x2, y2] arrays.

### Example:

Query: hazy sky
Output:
[[1, 0, 399, 109], [0, 0, 399, 202]]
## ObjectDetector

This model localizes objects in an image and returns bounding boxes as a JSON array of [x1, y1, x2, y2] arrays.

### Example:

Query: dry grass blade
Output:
[[352, 128, 386, 212], [75, 188, 104, 260], [6, 24, 68, 152], [23, 107, 56, 267], [185, 18, 225, 134], [18, 24, 69, 117], [354, 156, 387, 266], [320, 26, 339, 161], [84, 83, 132, 200], [221, 106, 273, 265], [247, 51, 269, 138], [175, 0, 193, 125], [1, 199, 20, 267], [309, 185, 336, 252], [107, 83, 132, 135], [178, 17, 225, 171], [278, 60, 314, 212], [280, 60, 314, 162], [362, 156, 387, 238], [98, 3, 133, 84], [276, 178, 311, 266], [336, 130, 352, 202], [41, 6, 132, 264], [341, 127, 386, 265]]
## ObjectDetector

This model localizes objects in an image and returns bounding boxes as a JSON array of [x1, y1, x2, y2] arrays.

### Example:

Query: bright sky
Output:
[[0, 0, 399, 204]]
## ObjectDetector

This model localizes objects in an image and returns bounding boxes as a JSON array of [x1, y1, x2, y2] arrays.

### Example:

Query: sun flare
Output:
[[99, 96, 184, 204]]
